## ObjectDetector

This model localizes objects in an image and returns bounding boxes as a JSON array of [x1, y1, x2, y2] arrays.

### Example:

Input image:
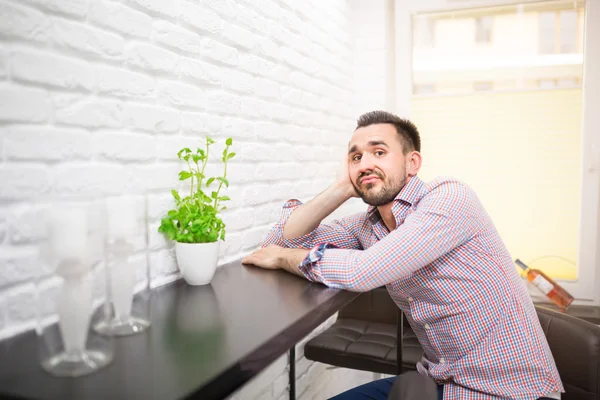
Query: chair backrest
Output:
[[536, 305, 600, 400], [339, 287, 398, 324]]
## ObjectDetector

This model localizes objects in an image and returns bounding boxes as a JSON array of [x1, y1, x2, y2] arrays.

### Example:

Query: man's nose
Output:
[[358, 156, 375, 175]]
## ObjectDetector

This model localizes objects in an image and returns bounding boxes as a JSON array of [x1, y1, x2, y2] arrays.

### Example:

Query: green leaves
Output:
[[158, 137, 235, 244], [192, 148, 206, 164], [217, 177, 229, 187], [222, 152, 235, 162], [157, 203, 226, 244], [199, 192, 212, 203], [177, 147, 191, 158], [179, 171, 192, 181]]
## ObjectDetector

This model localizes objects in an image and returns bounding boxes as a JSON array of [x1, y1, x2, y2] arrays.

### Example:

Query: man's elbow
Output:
[[261, 225, 286, 248], [335, 269, 379, 292], [282, 223, 305, 240], [332, 281, 378, 293]]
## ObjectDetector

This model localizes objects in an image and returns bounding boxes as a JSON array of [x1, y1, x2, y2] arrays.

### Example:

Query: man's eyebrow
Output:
[[368, 140, 389, 148], [347, 140, 389, 154]]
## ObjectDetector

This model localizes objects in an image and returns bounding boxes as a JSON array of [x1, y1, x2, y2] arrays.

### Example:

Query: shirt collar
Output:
[[367, 176, 425, 221]]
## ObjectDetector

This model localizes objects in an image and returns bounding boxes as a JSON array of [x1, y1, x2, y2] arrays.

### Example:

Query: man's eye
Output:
[[352, 155, 361, 162], [375, 150, 385, 156]]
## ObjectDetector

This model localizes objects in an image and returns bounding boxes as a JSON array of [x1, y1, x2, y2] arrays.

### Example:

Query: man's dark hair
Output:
[[356, 110, 421, 153]]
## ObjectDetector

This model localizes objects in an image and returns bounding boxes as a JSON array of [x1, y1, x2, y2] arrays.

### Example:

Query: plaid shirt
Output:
[[263, 176, 563, 400]]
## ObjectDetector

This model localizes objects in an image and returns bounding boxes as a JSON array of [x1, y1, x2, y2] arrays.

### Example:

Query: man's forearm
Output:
[[279, 248, 310, 277], [283, 183, 353, 240]]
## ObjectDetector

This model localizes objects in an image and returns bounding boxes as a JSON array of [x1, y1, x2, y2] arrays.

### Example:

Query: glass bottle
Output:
[[515, 258, 574, 311]]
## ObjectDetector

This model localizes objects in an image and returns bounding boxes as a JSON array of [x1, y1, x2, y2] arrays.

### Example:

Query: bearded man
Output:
[[243, 110, 563, 400]]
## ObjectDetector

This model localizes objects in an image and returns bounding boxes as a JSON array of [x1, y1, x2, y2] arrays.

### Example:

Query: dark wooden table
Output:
[[0, 261, 360, 400]]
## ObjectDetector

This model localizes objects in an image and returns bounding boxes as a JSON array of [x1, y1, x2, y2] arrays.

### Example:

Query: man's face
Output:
[[348, 123, 409, 207]]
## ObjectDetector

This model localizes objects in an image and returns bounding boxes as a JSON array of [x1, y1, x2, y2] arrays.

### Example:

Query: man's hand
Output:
[[335, 154, 359, 199], [242, 245, 309, 277], [242, 244, 283, 270]]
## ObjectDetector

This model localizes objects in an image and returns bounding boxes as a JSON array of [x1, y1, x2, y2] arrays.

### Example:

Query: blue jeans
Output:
[[327, 377, 441, 400], [327, 376, 558, 400]]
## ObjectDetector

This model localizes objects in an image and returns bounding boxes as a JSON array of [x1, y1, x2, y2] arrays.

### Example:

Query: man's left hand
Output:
[[242, 245, 309, 277], [242, 244, 285, 269]]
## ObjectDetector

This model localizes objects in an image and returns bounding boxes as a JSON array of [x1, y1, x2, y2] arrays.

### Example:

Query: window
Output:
[[557, 77, 578, 87], [475, 16, 493, 43], [539, 12, 557, 54], [407, 0, 594, 300], [473, 81, 493, 91], [538, 77, 579, 89], [560, 10, 578, 53], [539, 9, 580, 54], [414, 16, 435, 48], [538, 78, 557, 89], [413, 84, 436, 95], [412, 2, 584, 96]]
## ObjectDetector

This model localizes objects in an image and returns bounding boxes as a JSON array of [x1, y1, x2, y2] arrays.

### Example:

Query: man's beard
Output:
[[355, 170, 407, 207]]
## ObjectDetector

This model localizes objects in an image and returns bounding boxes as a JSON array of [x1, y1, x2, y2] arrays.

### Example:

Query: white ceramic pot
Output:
[[175, 241, 220, 285]]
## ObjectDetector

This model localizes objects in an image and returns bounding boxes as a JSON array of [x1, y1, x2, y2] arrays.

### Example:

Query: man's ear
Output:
[[406, 151, 422, 177]]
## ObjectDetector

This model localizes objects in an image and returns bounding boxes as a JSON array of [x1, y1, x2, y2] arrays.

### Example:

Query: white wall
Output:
[[0, 0, 392, 398], [351, 0, 396, 115]]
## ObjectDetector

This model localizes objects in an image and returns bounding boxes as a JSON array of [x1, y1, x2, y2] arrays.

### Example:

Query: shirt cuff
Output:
[[298, 243, 338, 281], [283, 199, 302, 209]]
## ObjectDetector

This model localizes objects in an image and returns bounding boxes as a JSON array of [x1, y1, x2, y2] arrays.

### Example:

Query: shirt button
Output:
[[424, 323, 430, 330], [408, 297, 413, 302], [439, 358, 445, 364]]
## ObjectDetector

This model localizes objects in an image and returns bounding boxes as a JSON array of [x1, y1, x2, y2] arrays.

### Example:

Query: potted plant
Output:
[[158, 137, 235, 285]]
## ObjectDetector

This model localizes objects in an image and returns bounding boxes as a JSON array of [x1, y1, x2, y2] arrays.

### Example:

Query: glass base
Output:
[[42, 350, 112, 377], [94, 316, 151, 336]]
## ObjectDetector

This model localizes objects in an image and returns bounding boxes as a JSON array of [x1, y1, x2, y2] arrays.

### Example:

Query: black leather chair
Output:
[[534, 306, 600, 400], [304, 287, 422, 374]]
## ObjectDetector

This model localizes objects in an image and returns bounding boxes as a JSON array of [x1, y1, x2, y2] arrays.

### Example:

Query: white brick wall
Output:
[[0, 0, 391, 397]]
